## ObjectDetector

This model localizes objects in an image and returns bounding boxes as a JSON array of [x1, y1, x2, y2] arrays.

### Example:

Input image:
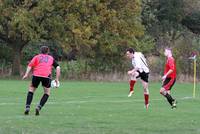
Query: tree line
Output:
[[0, 0, 200, 80]]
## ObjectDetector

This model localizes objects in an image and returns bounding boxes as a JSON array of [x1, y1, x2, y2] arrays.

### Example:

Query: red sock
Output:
[[144, 94, 149, 105], [129, 80, 136, 92]]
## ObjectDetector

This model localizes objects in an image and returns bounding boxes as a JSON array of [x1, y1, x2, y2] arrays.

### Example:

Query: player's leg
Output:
[[128, 71, 139, 97], [168, 79, 177, 108], [160, 88, 174, 106], [35, 77, 51, 115], [142, 81, 149, 109], [141, 72, 149, 109], [160, 78, 176, 108], [24, 76, 39, 115]]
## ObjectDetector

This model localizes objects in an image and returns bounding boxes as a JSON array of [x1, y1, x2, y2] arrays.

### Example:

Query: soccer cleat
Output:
[[171, 100, 177, 109], [128, 91, 134, 97], [35, 108, 40, 116], [24, 108, 30, 115]]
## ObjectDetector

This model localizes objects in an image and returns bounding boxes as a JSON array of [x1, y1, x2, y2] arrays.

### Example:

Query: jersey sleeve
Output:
[[52, 59, 59, 69], [28, 56, 38, 67]]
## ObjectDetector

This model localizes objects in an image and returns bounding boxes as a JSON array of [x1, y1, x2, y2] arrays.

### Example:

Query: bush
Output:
[[59, 60, 91, 80]]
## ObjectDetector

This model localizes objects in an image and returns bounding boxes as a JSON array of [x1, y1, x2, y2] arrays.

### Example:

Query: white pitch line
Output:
[[0, 96, 196, 106]]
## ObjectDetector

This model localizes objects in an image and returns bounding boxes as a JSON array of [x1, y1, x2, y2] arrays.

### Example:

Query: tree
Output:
[[61, 0, 146, 72], [142, 0, 186, 52], [141, 0, 200, 77], [0, 0, 146, 75], [0, 0, 67, 75], [181, 0, 200, 34], [182, 12, 200, 34]]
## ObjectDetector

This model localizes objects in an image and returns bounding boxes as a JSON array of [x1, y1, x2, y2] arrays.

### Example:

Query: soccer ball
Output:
[[51, 80, 60, 88]]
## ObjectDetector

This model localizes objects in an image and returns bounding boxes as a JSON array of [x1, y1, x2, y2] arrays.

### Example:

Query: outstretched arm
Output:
[[22, 66, 32, 80]]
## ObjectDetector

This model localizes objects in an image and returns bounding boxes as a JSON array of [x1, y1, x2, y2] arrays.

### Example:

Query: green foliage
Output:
[[142, 0, 158, 31], [182, 11, 200, 34], [0, 43, 12, 61], [21, 40, 63, 65], [62, 0, 145, 52], [141, 0, 200, 78], [0, 0, 145, 75], [2, 0, 200, 78], [0, 43, 12, 76], [132, 35, 155, 54], [0, 0, 70, 75], [142, 0, 185, 35], [60, 60, 91, 79]]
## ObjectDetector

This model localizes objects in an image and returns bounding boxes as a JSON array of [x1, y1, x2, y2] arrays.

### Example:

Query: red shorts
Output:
[[162, 77, 176, 90]]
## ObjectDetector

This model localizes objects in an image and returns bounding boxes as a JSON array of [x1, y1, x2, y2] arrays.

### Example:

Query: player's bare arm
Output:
[[22, 66, 32, 80], [55, 66, 61, 84], [128, 67, 139, 75], [162, 69, 173, 81]]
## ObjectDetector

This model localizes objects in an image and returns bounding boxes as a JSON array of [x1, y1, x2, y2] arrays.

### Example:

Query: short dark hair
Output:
[[40, 45, 49, 54], [165, 47, 172, 51], [126, 48, 135, 54]]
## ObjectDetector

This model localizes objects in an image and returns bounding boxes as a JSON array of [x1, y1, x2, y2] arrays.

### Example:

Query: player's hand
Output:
[[22, 74, 28, 80], [128, 71, 133, 75], [162, 75, 166, 81], [55, 79, 59, 88]]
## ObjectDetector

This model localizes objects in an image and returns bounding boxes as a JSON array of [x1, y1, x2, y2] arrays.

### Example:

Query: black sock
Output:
[[165, 93, 174, 106], [38, 94, 49, 109], [25, 91, 34, 108]]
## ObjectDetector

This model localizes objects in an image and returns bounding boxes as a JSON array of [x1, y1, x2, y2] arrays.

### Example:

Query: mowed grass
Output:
[[0, 80, 200, 134]]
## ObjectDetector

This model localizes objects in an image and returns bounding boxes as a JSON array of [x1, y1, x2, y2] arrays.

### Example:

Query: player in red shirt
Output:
[[160, 48, 177, 109], [22, 45, 61, 115]]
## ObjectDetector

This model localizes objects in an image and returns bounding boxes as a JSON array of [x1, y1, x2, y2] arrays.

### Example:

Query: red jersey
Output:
[[164, 56, 176, 78], [28, 54, 54, 78]]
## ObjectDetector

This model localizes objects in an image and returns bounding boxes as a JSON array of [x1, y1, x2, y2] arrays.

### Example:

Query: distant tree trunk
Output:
[[10, 42, 27, 76], [11, 45, 21, 75]]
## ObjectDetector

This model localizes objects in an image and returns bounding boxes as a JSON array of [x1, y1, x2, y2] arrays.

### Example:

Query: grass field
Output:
[[0, 80, 200, 134]]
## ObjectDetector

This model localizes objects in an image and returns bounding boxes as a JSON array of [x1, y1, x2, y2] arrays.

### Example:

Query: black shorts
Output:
[[136, 71, 149, 83], [31, 76, 51, 88], [162, 77, 176, 90]]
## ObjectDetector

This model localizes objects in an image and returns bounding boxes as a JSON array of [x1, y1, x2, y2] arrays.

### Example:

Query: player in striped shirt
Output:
[[22, 45, 61, 115], [126, 48, 150, 109]]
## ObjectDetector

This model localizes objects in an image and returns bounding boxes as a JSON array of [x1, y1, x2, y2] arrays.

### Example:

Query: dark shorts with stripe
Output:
[[162, 77, 176, 90], [31, 76, 51, 88], [136, 71, 149, 83]]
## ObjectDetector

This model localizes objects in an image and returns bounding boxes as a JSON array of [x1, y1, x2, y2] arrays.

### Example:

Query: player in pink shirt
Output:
[[22, 45, 61, 115]]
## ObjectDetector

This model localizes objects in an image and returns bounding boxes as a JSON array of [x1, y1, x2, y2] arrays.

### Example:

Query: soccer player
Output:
[[160, 48, 177, 109], [126, 48, 150, 109], [22, 45, 61, 115]]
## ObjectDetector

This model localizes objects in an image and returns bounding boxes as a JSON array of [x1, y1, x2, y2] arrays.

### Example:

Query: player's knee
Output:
[[142, 83, 148, 89], [45, 92, 50, 96], [160, 89, 167, 95], [144, 89, 148, 94], [44, 88, 50, 95], [160, 88, 164, 95], [29, 87, 36, 93]]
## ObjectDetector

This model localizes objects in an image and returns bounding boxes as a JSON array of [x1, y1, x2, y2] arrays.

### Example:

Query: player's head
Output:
[[40, 45, 49, 54], [126, 48, 135, 59], [164, 47, 172, 57]]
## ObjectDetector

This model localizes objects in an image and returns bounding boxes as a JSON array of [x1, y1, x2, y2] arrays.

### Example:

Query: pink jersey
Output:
[[28, 54, 54, 78]]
